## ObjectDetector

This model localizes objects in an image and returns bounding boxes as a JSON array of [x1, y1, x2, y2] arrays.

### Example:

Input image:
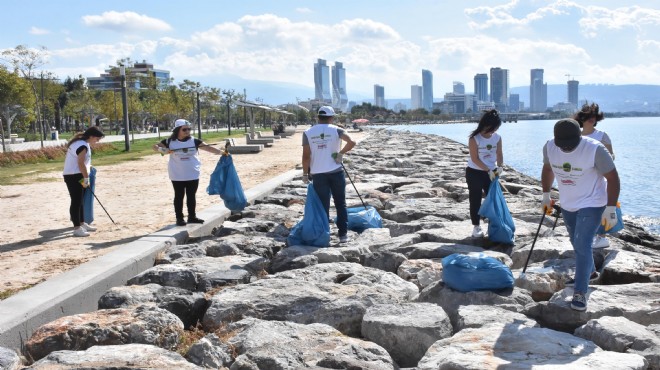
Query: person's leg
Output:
[[465, 167, 489, 226], [311, 172, 332, 220], [571, 206, 604, 295], [171, 181, 186, 223], [64, 174, 84, 227], [328, 171, 348, 237], [186, 180, 203, 223]]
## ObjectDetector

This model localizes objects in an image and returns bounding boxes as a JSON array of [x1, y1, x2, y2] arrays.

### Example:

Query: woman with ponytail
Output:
[[63, 126, 105, 237]]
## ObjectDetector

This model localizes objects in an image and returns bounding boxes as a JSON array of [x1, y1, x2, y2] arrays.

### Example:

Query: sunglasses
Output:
[[181, 127, 191, 132]]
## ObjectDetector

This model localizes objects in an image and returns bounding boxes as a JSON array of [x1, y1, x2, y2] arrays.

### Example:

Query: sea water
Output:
[[388, 117, 660, 235]]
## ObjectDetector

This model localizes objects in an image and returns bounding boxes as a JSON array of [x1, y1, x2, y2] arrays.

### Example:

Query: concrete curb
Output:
[[0, 167, 302, 352]]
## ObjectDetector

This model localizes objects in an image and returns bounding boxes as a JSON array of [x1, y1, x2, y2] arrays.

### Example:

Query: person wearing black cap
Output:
[[541, 118, 620, 311], [302, 106, 356, 244]]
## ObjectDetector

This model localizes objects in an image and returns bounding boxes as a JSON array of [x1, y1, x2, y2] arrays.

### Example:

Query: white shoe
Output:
[[81, 222, 97, 232], [471, 226, 484, 238], [592, 235, 609, 249], [73, 227, 90, 237]]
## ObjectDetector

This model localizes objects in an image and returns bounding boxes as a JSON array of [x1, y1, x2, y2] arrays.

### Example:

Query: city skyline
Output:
[[1, 1, 659, 105]]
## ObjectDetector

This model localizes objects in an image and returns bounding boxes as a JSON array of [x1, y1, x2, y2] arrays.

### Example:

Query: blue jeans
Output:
[[561, 206, 605, 294], [312, 170, 347, 237]]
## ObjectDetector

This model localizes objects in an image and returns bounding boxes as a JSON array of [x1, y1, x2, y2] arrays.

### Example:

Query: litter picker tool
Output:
[[340, 162, 367, 209], [520, 209, 549, 277], [80, 180, 116, 225]]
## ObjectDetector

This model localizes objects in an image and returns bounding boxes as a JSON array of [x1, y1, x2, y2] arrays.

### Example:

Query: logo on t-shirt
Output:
[[562, 162, 572, 172], [486, 144, 493, 150]]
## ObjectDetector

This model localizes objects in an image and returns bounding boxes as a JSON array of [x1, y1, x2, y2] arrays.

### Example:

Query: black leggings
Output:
[[465, 166, 492, 226], [171, 179, 199, 219], [64, 173, 85, 227]]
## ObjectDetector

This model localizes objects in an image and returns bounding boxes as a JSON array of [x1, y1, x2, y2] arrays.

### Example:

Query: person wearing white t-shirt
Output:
[[541, 119, 620, 311], [153, 119, 224, 226], [466, 109, 504, 238], [574, 102, 615, 249], [62, 126, 105, 237], [301, 106, 356, 244]]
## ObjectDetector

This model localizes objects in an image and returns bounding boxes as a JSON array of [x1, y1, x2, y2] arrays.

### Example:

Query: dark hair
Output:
[[469, 109, 501, 138], [318, 115, 333, 123], [67, 126, 105, 148], [573, 102, 604, 127], [169, 125, 192, 140]]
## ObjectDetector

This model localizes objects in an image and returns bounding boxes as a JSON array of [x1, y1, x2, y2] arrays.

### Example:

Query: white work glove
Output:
[[81, 178, 90, 188], [488, 169, 497, 181], [542, 192, 553, 215], [302, 174, 310, 184], [601, 206, 618, 232], [158, 147, 170, 155], [495, 166, 504, 177], [333, 152, 343, 164]]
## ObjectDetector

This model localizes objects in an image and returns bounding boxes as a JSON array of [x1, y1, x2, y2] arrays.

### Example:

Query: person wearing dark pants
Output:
[[465, 109, 504, 238], [62, 126, 105, 237], [302, 106, 356, 244], [154, 119, 224, 226]]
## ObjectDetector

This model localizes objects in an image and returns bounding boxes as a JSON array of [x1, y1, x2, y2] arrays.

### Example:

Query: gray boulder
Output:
[[0, 347, 20, 370], [269, 245, 319, 273], [362, 251, 407, 273], [513, 258, 579, 301], [510, 236, 575, 269], [454, 305, 539, 332], [185, 333, 233, 369], [361, 303, 452, 367], [601, 249, 660, 284], [397, 259, 443, 289]]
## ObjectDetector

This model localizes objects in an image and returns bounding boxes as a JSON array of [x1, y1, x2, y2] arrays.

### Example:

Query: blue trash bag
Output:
[[335, 206, 382, 232], [596, 203, 624, 234], [442, 253, 514, 292], [207, 154, 247, 211], [287, 183, 331, 247], [478, 177, 516, 244], [83, 167, 96, 224]]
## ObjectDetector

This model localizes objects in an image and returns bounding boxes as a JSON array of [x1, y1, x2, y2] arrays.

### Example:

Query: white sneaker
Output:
[[81, 222, 97, 232], [471, 226, 484, 238], [339, 235, 349, 244], [73, 227, 90, 237], [592, 235, 609, 249]]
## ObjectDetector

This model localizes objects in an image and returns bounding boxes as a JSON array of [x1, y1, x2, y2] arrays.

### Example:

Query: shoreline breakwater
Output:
[[3, 129, 659, 369]]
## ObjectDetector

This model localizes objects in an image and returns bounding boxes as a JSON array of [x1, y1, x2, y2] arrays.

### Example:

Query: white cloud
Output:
[[29, 26, 50, 35], [82, 11, 172, 33], [295, 7, 312, 13], [580, 5, 660, 37]]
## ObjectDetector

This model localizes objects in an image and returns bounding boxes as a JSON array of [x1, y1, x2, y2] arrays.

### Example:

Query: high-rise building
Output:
[[443, 93, 475, 114], [453, 81, 465, 94], [87, 60, 170, 90], [530, 68, 547, 112], [331, 62, 348, 112], [509, 94, 520, 112], [410, 85, 422, 110], [374, 85, 385, 107], [568, 80, 579, 107], [422, 69, 433, 112], [474, 73, 488, 102], [314, 59, 331, 104], [490, 67, 509, 112]]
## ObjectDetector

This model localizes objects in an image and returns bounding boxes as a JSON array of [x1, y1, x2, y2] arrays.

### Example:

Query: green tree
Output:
[[0, 66, 35, 150]]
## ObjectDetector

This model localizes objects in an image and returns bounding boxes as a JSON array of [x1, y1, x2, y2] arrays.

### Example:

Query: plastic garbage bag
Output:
[[83, 167, 96, 224], [596, 202, 624, 234], [478, 177, 516, 244], [207, 154, 247, 211], [287, 183, 331, 247], [336, 206, 382, 232], [442, 253, 514, 292]]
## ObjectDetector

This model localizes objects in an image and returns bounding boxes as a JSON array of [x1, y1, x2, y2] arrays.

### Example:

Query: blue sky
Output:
[[2, 0, 659, 104]]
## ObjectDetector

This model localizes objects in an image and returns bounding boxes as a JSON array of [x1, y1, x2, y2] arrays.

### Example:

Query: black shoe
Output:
[[188, 217, 204, 224], [176, 218, 187, 226]]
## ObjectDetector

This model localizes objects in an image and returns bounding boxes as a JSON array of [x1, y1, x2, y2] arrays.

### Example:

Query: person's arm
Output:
[[603, 169, 620, 206], [468, 137, 489, 171], [199, 142, 224, 155], [496, 137, 503, 167], [339, 133, 356, 154], [77, 147, 89, 179], [541, 163, 554, 192], [302, 145, 311, 174]]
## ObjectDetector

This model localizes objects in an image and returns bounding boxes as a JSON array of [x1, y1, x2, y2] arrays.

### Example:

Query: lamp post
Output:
[[120, 65, 130, 151]]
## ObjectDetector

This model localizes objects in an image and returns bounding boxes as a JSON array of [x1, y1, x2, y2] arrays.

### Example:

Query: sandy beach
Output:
[[0, 128, 367, 294]]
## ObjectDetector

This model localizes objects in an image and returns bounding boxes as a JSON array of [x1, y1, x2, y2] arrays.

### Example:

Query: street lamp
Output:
[[120, 65, 130, 151]]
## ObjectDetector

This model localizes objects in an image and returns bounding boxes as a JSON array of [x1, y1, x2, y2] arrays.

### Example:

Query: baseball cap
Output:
[[554, 119, 581, 151], [318, 106, 336, 117], [174, 119, 191, 128]]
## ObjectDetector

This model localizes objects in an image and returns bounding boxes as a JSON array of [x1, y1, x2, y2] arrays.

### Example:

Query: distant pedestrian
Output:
[[541, 119, 620, 311], [574, 102, 615, 249], [466, 109, 504, 238], [153, 119, 224, 226], [302, 106, 356, 243], [63, 126, 105, 237]]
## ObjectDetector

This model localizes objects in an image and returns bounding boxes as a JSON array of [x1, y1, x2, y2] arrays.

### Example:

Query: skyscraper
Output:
[[530, 68, 547, 112], [474, 73, 488, 102], [490, 67, 509, 112], [422, 69, 433, 112], [568, 80, 579, 107], [331, 61, 348, 112], [411, 85, 422, 109], [453, 81, 465, 94], [314, 59, 331, 104], [374, 85, 385, 107], [509, 94, 520, 113]]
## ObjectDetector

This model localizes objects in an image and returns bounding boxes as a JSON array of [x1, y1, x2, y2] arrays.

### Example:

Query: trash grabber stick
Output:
[[340, 162, 368, 209], [87, 187, 117, 225], [551, 204, 562, 231], [521, 211, 546, 275]]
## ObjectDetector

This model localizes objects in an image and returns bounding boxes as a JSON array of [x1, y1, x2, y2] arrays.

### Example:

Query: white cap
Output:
[[174, 119, 191, 128], [317, 106, 336, 117]]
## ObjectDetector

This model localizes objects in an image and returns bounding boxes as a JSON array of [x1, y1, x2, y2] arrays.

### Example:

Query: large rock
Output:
[[25, 305, 184, 361], [383, 216, 445, 237], [362, 251, 407, 273], [185, 334, 233, 369], [575, 316, 660, 369], [527, 283, 660, 332], [269, 245, 319, 273], [397, 258, 443, 289], [98, 283, 207, 328], [382, 198, 469, 223], [454, 305, 539, 332], [361, 303, 452, 367], [513, 258, 579, 301], [417, 323, 648, 370], [27, 344, 201, 369], [0, 347, 20, 370], [600, 249, 660, 284], [510, 236, 576, 269]]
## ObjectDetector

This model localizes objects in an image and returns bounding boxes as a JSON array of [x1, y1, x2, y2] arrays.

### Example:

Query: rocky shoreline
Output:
[[3, 129, 659, 369]]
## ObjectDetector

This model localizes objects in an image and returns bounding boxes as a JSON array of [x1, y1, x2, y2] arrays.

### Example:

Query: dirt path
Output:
[[0, 129, 367, 294]]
